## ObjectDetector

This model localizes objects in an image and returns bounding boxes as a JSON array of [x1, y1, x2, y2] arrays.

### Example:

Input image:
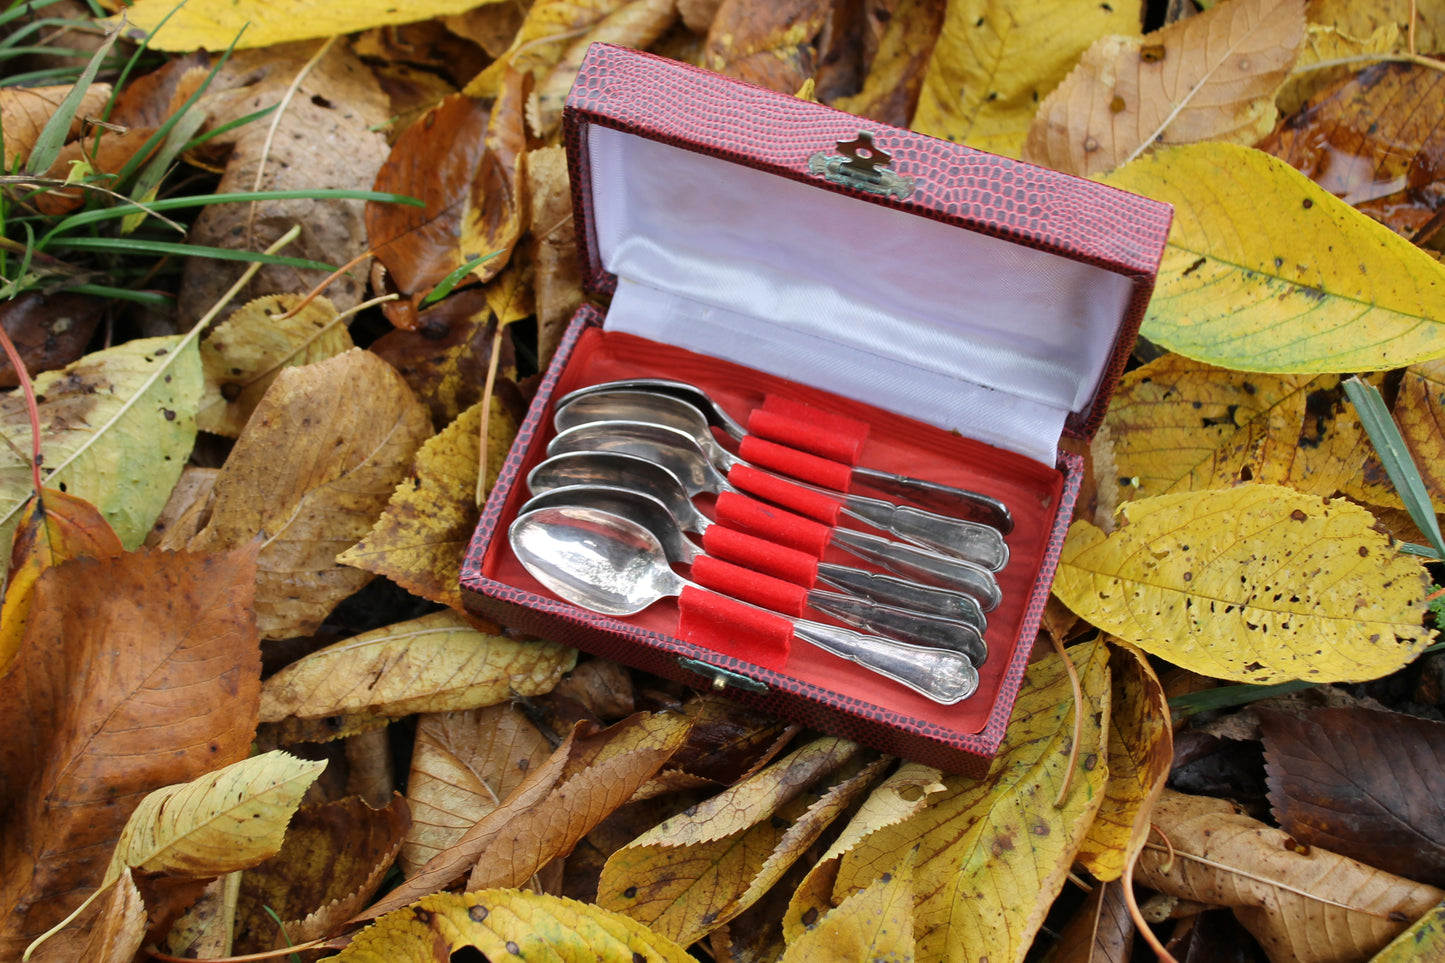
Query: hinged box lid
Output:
[[563, 44, 1172, 463]]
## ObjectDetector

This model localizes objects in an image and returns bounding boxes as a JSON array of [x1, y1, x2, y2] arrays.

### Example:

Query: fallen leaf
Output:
[[664, 694, 797, 787], [1275, 22, 1400, 117], [371, 62, 458, 140], [1099, 142, 1445, 373], [780, 848, 915, 963], [259, 610, 575, 725], [197, 294, 355, 438], [234, 792, 409, 952], [598, 739, 880, 946], [76, 869, 146, 963], [178, 348, 432, 640], [1261, 706, 1445, 887], [156, 874, 241, 961], [400, 705, 555, 876], [364, 710, 691, 918], [0, 291, 105, 388], [552, 659, 635, 721], [533, 0, 677, 132], [338, 399, 518, 613], [352, 20, 488, 89], [794, 637, 1112, 962], [0, 83, 110, 167], [704, 0, 830, 94], [1023, 0, 1305, 176], [1373, 900, 1445, 962], [335, 889, 695, 962], [1055, 484, 1429, 684], [1050, 879, 1135, 963], [831, 0, 946, 127], [0, 334, 201, 554], [912, 0, 1143, 158], [1076, 639, 1172, 882], [1260, 62, 1445, 237], [0, 545, 261, 960], [177, 43, 391, 327], [1101, 355, 1372, 503], [1137, 789, 1444, 963], [144, 467, 219, 549], [443, 4, 529, 59], [0, 488, 122, 677], [114, 0, 502, 50], [1303, 0, 1445, 55], [526, 145, 582, 370], [1382, 358, 1445, 510], [455, 70, 531, 289]]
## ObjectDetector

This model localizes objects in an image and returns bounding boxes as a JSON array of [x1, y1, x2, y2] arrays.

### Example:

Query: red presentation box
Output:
[[461, 44, 1171, 775]]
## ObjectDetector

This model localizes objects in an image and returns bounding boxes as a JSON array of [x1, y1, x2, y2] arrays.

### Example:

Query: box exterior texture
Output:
[[461, 44, 1171, 775]]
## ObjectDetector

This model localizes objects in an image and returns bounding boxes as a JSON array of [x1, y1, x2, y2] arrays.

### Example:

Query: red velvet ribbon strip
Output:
[[737, 435, 856, 492], [677, 585, 792, 670], [713, 492, 833, 557], [690, 555, 809, 616], [728, 464, 845, 526], [753, 397, 869, 463], [699, 526, 820, 586]]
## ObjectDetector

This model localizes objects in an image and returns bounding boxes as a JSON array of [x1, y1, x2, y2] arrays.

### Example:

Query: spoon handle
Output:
[[831, 529, 1003, 612], [814, 564, 987, 633], [791, 620, 979, 705], [805, 589, 987, 665]]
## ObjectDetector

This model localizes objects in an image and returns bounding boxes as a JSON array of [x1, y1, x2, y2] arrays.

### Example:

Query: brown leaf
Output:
[[830, 0, 945, 127], [705, 0, 831, 93], [1261, 706, 1445, 887], [371, 62, 457, 143], [177, 43, 391, 326], [178, 349, 432, 640], [234, 794, 411, 952], [144, 467, 219, 549], [552, 659, 636, 721], [1024, 0, 1306, 176], [1260, 62, 1445, 237], [526, 145, 582, 370], [400, 705, 556, 876], [77, 869, 146, 963], [352, 20, 489, 89], [443, 5, 529, 59], [0, 292, 105, 388], [0, 83, 110, 167], [1051, 879, 1135, 963], [667, 695, 796, 787], [362, 710, 692, 918], [1137, 789, 1444, 963], [0, 546, 261, 960]]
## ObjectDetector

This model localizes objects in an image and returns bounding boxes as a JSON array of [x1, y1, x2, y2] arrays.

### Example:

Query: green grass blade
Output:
[[180, 104, 276, 152], [24, 22, 123, 175], [67, 282, 174, 305], [50, 236, 333, 271], [1342, 376, 1445, 560], [419, 251, 499, 307]]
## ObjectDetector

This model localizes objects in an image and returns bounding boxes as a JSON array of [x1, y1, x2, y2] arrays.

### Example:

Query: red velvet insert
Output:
[[755, 397, 870, 463], [737, 435, 857, 492], [480, 324, 1066, 735], [699, 526, 820, 587], [714, 492, 834, 557], [677, 585, 792, 670], [727, 464, 846, 526], [690, 555, 810, 616]]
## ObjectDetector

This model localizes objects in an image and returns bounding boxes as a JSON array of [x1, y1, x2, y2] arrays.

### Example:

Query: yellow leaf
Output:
[[817, 637, 1111, 961], [1023, 0, 1305, 176], [1075, 639, 1172, 881], [197, 295, 354, 438], [597, 738, 872, 946], [0, 336, 200, 554], [338, 400, 518, 614], [1276, 22, 1399, 115], [1384, 358, 1445, 512], [1304, 0, 1445, 54], [112, 0, 505, 50], [1099, 143, 1445, 373], [1373, 900, 1445, 962], [1055, 485, 1429, 684], [703, 0, 829, 95], [1102, 354, 1372, 503], [831, 0, 944, 126], [105, 751, 325, 886], [1138, 790, 1443, 962], [334, 890, 694, 962], [259, 610, 576, 724], [176, 349, 432, 640], [781, 849, 915, 963], [912, 0, 1142, 158]]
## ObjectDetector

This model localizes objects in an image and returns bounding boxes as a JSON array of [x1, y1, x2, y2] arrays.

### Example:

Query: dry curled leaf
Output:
[[704, 0, 830, 94], [0, 83, 110, 167]]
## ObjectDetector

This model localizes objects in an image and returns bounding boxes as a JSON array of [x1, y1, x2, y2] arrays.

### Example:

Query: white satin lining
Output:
[[587, 125, 1135, 463]]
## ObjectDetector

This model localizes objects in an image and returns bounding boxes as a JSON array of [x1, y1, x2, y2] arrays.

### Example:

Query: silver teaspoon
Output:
[[521, 485, 987, 664], [527, 451, 989, 631], [557, 379, 1013, 534], [508, 505, 979, 705], [553, 399, 1008, 572]]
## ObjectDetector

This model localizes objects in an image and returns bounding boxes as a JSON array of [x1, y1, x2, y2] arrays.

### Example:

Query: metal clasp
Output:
[[808, 131, 914, 199], [676, 657, 769, 694]]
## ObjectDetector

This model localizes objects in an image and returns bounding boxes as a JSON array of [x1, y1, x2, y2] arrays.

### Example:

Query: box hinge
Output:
[[809, 131, 914, 200], [676, 657, 769, 694]]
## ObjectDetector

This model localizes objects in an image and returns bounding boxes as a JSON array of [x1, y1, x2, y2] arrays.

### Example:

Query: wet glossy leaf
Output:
[[176, 349, 431, 640], [0, 546, 260, 959], [1099, 142, 1445, 373], [338, 398, 518, 613], [1275, 22, 1399, 117], [259, 610, 575, 726], [1056, 485, 1430, 684], [1138, 789, 1444, 962], [1024, 0, 1304, 176], [913, 0, 1142, 158], [335, 889, 694, 962], [1260, 706, 1445, 886]]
